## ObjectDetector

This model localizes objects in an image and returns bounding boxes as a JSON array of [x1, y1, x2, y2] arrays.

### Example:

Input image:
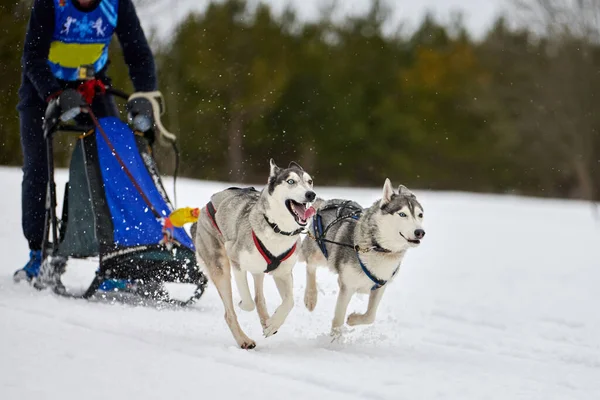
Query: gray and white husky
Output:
[[300, 178, 425, 336], [192, 159, 316, 349]]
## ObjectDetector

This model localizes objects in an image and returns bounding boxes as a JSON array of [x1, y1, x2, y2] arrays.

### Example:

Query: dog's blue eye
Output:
[[399, 212, 407, 217], [286, 179, 295, 185]]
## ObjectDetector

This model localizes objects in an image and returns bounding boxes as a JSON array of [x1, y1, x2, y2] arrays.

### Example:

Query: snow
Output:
[[137, 0, 509, 43], [1, 165, 599, 399]]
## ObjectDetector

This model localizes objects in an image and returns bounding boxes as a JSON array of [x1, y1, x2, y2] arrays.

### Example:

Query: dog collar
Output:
[[367, 240, 392, 253], [263, 214, 305, 236]]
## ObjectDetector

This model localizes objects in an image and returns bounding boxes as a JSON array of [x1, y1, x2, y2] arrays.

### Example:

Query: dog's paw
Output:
[[347, 312, 374, 326], [304, 290, 317, 312], [329, 325, 354, 343], [263, 323, 279, 337], [238, 299, 255, 312], [240, 340, 256, 350], [346, 312, 364, 326], [330, 326, 344, 342], [263, 315, 284, 338]]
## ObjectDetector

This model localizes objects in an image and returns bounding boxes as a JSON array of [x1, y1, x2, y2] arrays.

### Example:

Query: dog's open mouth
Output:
[[285, 199, 315, 226], [400, 232, 421, 245]]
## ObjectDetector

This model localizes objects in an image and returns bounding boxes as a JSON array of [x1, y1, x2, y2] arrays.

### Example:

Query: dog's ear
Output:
[[288, 161, 303, 170], [382, 178, 395, 204], [269, 158, 281, 178], [398, 184, 415, 197]]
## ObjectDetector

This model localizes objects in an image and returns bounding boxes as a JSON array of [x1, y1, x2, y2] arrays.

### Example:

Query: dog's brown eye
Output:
[[308, 179, 313, 185], [419, 213, 423, 218]]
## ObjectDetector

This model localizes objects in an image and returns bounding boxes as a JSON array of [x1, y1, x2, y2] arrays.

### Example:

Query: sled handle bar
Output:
[[55, 124, 94, 134], [50, 87, 131, 135], [106, 87, 130, 101]]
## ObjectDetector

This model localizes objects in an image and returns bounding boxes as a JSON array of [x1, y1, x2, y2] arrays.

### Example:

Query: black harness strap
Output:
[[252, 231, 297, 273], [313, 201, 362, 256], [206, 201, 222, 235], [311, 201, 391, 255]]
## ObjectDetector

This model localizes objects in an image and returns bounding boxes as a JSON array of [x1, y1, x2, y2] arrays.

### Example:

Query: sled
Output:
[[34, 78, 207, 306]]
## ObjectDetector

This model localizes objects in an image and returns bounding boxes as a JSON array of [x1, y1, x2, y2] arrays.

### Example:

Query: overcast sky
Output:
[[138, 0, 512, 42]]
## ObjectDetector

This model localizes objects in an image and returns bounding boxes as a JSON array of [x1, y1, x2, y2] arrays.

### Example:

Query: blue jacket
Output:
[[21, 0, 157, 102]]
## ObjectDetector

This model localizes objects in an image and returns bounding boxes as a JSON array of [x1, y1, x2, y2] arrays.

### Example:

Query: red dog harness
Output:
[[206, 201, 296, 273], [251, 232, 296, 273]]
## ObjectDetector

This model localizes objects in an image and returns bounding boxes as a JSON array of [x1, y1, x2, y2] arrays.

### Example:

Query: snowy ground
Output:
[[1, 166, 599, 400]]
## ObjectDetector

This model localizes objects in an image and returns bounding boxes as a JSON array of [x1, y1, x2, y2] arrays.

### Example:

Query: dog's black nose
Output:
[[305, 191, 316, 202], [414, 229, 425, 239]]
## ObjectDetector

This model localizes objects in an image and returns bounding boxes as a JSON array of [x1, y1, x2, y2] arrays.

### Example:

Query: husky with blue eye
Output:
[[191, 159, 316, 349], [299, 178, 425, 336]]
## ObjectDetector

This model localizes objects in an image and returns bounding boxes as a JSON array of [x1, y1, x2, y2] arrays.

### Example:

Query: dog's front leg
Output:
[[252, 272, 270, 329], [304, 262, 318, 312], [263, 273, 294, 337], [209, 259, 256, 349], [331, 282, 354, 335], [347, 286, 386, 326], [233, 266, 255, 312]]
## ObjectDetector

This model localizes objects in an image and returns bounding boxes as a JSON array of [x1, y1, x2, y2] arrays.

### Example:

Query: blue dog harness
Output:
[[356, 253, 400, 290], [311, 202, 400, 291]]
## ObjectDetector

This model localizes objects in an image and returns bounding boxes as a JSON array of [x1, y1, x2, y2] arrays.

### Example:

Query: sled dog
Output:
[[192, 159, 316, 348], [300, 179, 425, 336]]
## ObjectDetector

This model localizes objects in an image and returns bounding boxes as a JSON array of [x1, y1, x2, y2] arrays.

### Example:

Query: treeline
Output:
[[1, 0, 598, 200]]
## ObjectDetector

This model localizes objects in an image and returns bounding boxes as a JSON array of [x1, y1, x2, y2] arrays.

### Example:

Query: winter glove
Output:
[[43, 89, 87, 134], [126, 96, 156, 145]]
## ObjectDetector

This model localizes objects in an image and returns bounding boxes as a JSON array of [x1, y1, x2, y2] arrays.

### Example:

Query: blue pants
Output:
[[18, 78, 118, 250]]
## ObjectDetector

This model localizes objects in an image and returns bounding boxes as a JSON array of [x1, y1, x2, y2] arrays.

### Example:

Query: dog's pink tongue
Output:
[[291, 202, 316, 221], [304, 206, 316, 220]]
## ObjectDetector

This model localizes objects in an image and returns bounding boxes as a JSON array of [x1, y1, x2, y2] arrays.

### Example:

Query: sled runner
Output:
[[34, 77, 207, 306]]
